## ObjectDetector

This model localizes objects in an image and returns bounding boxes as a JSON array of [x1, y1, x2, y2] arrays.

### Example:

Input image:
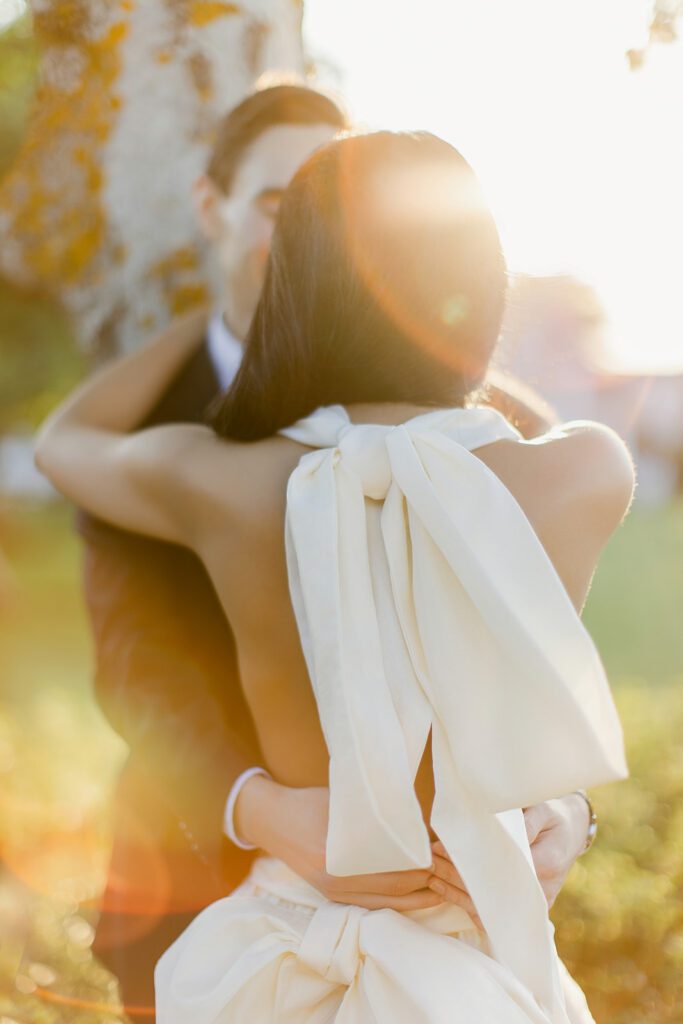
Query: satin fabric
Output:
[[156, 404, 627, 1023]]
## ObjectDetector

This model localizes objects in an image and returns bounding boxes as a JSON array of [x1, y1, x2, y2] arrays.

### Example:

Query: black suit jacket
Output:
[[79, 338, 260, 888]]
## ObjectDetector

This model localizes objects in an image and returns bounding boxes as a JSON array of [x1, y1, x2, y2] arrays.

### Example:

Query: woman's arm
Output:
[[35, 307, 219, 544], [39, 307, 208, 436]]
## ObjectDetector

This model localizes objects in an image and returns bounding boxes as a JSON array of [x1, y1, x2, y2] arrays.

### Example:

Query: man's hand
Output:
[[235, 777, 442, 911], [427, 795, 590, 920], [236, 779, 589, 919], [522, 794, 590, 908]]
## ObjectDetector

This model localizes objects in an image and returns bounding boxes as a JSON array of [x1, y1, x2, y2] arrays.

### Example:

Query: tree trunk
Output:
[[0, 0, 304, 353]]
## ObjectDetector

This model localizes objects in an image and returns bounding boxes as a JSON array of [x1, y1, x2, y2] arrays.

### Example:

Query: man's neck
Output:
[[206, 308, 245, 392]]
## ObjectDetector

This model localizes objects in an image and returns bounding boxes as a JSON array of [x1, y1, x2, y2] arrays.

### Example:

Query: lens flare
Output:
[[332, 135, 503, 383]]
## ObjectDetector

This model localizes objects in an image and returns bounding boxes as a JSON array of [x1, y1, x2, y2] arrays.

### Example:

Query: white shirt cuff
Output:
[[223, 766, 271, 850]]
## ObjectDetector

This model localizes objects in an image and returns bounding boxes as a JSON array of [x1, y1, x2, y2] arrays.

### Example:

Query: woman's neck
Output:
[[345, 401, 457, 427]]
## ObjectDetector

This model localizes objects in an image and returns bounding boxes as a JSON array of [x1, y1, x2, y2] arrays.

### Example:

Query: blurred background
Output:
[[1, 1, 682, 1021]]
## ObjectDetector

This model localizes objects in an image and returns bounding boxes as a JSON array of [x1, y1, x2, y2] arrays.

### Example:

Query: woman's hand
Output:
[[235, 776, 442, 911], [427, 843, 483, 928]]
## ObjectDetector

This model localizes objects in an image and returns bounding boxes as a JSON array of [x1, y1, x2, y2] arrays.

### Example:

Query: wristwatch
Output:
[[573, 789, 598, 854]]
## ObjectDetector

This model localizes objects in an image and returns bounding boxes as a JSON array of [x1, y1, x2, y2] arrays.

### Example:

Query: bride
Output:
[[36, 130, 633, 1023]]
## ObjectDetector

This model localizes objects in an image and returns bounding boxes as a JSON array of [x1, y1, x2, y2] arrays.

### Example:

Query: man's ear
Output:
[[193, 174, 227, 241]]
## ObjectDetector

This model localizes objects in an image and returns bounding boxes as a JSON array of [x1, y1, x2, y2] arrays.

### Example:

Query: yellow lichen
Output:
[[148, 247, 207, 319], [188, 2, 240, 28], [169, 283, 209, 315], [0, 9, 130, 290], [152, 246, 200, 276], [0, 0, 252, 346]]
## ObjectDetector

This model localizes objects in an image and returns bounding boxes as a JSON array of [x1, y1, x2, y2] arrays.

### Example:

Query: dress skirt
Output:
[[155, 856, 596, 1024]]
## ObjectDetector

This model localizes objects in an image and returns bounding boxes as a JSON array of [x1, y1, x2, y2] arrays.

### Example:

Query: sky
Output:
[[304, 0, 683, 373], [0, 0, 24, 31]]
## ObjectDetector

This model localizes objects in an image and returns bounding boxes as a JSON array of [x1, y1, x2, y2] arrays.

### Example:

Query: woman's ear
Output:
[[192, 174, 226, 241]]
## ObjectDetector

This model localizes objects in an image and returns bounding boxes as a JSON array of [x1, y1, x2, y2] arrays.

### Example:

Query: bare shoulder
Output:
[[136, 426, 299, 529], [533, 420, 635, 528], [121, 422, 216, 477], [118, 421, 294, 548], [474, 420, 635, 609], [477, 420, 635, 529]]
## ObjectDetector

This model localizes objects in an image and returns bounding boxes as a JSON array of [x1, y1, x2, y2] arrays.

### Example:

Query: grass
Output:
[[0, 496, 682, 1022], [583, 499, 683, 684]]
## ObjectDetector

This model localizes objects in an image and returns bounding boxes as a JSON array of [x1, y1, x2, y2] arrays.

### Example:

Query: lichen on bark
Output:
[[0, 0, 304, 354]]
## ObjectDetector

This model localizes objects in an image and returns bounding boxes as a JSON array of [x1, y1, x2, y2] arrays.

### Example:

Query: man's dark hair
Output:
[[207, 83, 348, 195], [209, 131, 507, 441]]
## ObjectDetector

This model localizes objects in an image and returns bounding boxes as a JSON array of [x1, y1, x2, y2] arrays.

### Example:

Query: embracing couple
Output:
[[37, 83, 633, 1023]]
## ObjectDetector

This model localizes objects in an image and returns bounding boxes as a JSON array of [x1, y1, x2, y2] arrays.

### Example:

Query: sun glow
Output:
[[0, 0, 27, 31], [305, 0, 683, 373]]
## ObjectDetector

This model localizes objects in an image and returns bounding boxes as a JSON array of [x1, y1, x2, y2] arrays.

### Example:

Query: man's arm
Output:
[[233, 778, 443, 911], [231, 776, 593, 915], [83, 534, 262, 884]]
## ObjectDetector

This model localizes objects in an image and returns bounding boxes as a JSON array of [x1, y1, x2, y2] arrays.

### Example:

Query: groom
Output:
[[81, 82, 593, 1019]]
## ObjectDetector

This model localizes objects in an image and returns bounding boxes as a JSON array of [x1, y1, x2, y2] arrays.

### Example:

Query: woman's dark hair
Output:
[[209, 131, 507, 441]]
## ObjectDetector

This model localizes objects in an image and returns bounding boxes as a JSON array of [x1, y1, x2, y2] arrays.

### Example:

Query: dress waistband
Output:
[[237, 855, 481, 938]]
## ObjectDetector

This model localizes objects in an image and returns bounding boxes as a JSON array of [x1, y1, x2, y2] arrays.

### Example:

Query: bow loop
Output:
[[298, 902, 367, 985]]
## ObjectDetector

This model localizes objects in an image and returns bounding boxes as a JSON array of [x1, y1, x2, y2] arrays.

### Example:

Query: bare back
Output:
[[195, 403, 633, 795]]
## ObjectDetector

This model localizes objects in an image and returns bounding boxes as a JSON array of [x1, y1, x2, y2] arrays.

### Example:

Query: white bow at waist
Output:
[[281, 404, 627, 1022], [156, 857, 587, 1024]]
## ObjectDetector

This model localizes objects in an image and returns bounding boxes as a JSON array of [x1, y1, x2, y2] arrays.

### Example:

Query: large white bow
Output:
[[282, 405, 627, 1022]]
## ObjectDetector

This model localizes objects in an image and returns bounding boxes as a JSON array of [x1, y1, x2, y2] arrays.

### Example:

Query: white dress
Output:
[[155, 405, 627, 1024]]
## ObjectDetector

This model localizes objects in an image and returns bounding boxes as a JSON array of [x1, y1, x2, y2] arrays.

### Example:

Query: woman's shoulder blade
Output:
[[471, 420, 634, 609], [532, 421, 635, 520]]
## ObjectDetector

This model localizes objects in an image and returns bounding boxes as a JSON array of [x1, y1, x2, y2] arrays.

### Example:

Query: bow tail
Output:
[[430, 720, 571, 1023], [375, 511, 568, 1019], [286, 455, 431, 875], [399, 430, 627, 796], [382, 429, 611, 1019]]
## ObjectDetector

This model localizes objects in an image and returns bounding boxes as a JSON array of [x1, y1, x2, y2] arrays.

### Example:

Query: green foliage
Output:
[[0, 277, 85, 433], [0, 10, 88, 435], [0, 7, 38, 179], [553, 682, 683, 1023]]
